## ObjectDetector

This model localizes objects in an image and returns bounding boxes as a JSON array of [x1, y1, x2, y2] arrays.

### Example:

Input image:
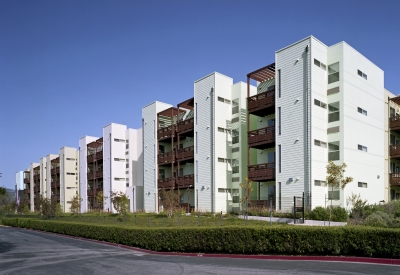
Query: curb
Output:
[[6, 226, 400, 266]]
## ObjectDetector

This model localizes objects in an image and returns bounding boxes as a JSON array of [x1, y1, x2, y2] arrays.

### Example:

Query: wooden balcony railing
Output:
[[96, 151, 103, 160], [158, 125, 175, 140], [158, 177, 176, 189], [176, 118, 194, 133], [24, 189, 30, 194], [390, 145, 400, 159], [51, 167, 60, 174], [176, 146, 194, 161], [251, 199, 275, 208], [96, 170, 103, 178], [248, 162, 275, 181], [87, 154, 95, 163], [248, 126, 275, 148], [176, 174, 194, 188], [96, 187, 103, 193], [34, 174, 40, 181], [24, 178, 30, 184], [158, 150, 175, 164], [248, 90, 275, 114], [53, 181, 60, 188], [390, 116, 400, 131], [87, 171, 95, 179], [390, 173, 400, 186], [87, 189, 95, 196]]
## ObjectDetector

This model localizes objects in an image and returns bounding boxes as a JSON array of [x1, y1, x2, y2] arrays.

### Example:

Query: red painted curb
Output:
[[10, 226, 400, 266]]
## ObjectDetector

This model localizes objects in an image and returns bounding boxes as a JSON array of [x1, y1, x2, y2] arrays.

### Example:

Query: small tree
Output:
[[347, 193, 368, 225], [325, 161, 353, 225], [96, 191, 108, 212], [239, 177, 253, 207], [159, 189, 179, 218], [70, 194, 82, 214], [37, 197, 58, 217], [110, 191, 129, 215]]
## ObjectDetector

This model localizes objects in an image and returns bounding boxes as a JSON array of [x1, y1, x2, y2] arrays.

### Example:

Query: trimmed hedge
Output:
[[2, 218, 400, 258]]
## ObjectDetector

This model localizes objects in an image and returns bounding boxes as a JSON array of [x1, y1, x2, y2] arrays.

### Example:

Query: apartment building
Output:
[[79, 123, 143, 213], [247, 36, 387, 212], [387, 92, 400, 201], [15, 171, 25, 205], [143, 72, 255, 213], [24, 148, 79, 212]]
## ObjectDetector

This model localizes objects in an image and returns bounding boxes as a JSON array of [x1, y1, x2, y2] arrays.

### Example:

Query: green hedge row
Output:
[[2, 218, 400, 258]]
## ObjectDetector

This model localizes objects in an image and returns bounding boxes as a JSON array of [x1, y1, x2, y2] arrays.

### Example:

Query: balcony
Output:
[[158, 125, 175, 141], [248, 126, 275, 149], [96, 151, 103, 160], [24, 178, 30, 184], [248, 163, 275, 181], [158, 150, 175, 165], [87, 171, 95, 179], [53, 181, 60, 188], [390, 173, 400, 186], [87, 189, 95, 196], [24, 199, 30, 204], [247, 90, 275, 117], [34, 187, 39, 193], [176, 118, 194, 134], [176, 146, 194, 161], [390, 145, 400, 159], [158, 177, 176, 189], [96, 170, 103, 178], [24, 189, 30, 194], [390, 116, 400, 132], [34, 174, 40, 181], [51, 167, 60, 175], [96, 187, 103, 193], [176, 174, 194, 188], [87, 154, 95, 163]]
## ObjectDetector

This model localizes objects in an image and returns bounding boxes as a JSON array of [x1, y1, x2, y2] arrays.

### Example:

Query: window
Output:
[[328, 190, 340, 200], [126, 144, 129, 149], [328, 141, 340, 161], [328, 102, 340, 122], [232, 177, 239, 182], [358, 144, 367, 152], [358, 107, 367, 116], [358, 182, 368, 188], [224, 99, 231, 104], [232, 106, 239, 114], [390, 107, 396, 118], [314, 99, 327, 109], [196, 161, 198, 183], [314, 180, 327, 186], [232, 147, 239, 153], [114, 178, 125, 181], [218, 158, 225, 163], [328, 62, 339, 84], [314, 139, 327, 148], [278, 107, 281, 135], [232, 166, 239, 174], [195, 132, 198, 153], [114, 158, 125, 161], [327, 87, 340, 95], [314, 58, 326, 70], [232, 136, 239, 144], [67, 173, 76, 175], [327, 126, 340, 134], [232, 189, 239, 203], [278, 145, 281, 173], [218, 127, 225, 132], [357, 70, 367, 80], [114, 138, 125, 142], [66, 158, 76, 161], [217, 97, 224, 102], [218, 188, 225, 193], [278, 69, 281, 98], [231, 117, 239, 123]]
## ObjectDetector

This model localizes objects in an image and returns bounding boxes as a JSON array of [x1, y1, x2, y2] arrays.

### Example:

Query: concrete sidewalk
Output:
[[239, 215, 347, 226]]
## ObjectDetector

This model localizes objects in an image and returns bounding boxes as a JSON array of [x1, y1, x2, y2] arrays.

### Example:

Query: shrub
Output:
[[363, 211, 391, 228], [331, 206, 348, 222], [3, 218, 400, 258], [308, 207, 327, 221]]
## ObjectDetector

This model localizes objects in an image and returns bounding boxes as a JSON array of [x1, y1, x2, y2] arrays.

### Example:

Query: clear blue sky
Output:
[[1, 0, 399, 189]]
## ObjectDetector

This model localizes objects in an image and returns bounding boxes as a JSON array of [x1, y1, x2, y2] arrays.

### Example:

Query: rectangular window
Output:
[[278, 145, 281, 173], [66, 173, 76, 175], [195, 132, 198, 153], [327, 126, 340, 134], [218, 188, 225, 193], [314, 139, 327, 148], [390, 107, 396, 118], [278, 107, 281, 135], [217, 97, 224, 102], [328, 62, 339, 84], [218, 158, 225, 163], [278, 69, 281, 98], [328, 102, 340, 122], [224, 99, 231, 104], [114, 138, 125, 142], [232, 177, 239, 182], [232, 166, 239, 174], [232, 147, 239, 153], [66, 158, 76, 161], [154, 144, 155, 163], [114, 158, 125, 161], [357, 70, 367, 80], [195, 103, 197, 125], [126, 144, 129, 149], [114, 178, 125, 181], [232, 106, 239, 114], [328, 190, 340, 200], [231, 117, 239, 123], [232, 136, 239, 144], [357, 107, 367, 116], [314, 99, 327, 109], [314, 180, 327, 186], [218, 127, 225, 132], [358, 182, 368, 188], [358, 144, 367, 152], [314, 58, 326, 70], [328, 141, 340, 161]]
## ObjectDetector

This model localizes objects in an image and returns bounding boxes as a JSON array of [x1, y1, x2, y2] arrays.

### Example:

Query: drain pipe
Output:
[[211, 86, 215, 214]]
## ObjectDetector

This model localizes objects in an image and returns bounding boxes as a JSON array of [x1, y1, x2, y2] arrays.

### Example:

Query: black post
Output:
[[302, 192, 305, 224], [198, 213, 200, 226], [246, 197, 248, 226], [147, 214, 149, 227], [293, 196, 296, 224], [270, 199, 272, 226]]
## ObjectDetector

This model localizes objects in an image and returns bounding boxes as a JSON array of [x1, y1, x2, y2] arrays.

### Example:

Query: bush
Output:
[[3, 218, 400, 258], [308, 207, 327, 221], [363, 211, 391, 228], [308, 206, 348, 222], [331, 207, 348, 222]]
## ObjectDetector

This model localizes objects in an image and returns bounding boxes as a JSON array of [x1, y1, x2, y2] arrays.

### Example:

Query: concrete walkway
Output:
[[239, 215, 347, 226]]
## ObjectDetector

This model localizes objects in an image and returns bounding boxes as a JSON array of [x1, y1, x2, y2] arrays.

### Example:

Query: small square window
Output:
[[218, 158, 225, 163], [358, 144, 367, 152], [218, 127, 225, 132]]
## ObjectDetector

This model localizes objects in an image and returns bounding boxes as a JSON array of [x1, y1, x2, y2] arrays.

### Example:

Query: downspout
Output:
[[211, 86, 215, 214], [109, 132, 112, 213], [388, 97, 391, 201], [305, 44, 311, 210]]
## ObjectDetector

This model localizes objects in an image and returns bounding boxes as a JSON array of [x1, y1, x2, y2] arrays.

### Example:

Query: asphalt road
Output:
[[0, 226, 399, 275]]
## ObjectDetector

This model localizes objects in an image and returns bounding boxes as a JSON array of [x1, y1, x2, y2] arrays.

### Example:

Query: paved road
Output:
[[0, 226, 399, 275]]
